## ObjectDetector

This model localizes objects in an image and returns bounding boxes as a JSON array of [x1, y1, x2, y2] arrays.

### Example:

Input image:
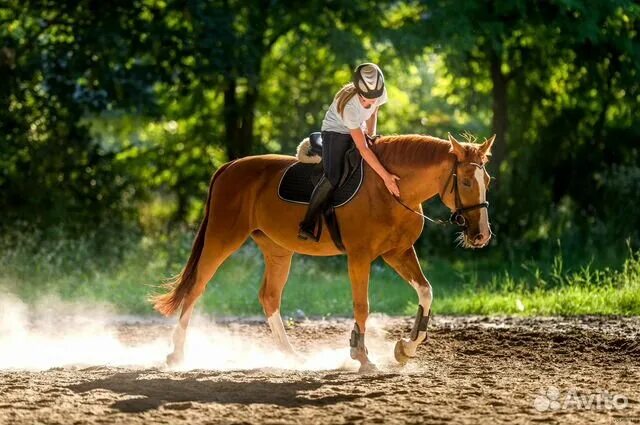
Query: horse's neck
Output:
[[398, 160, 453, 207], [375, 139, 455, 207]]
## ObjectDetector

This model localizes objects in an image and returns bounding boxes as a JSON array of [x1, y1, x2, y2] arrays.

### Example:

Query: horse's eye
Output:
[[462, 179, 472, 188]]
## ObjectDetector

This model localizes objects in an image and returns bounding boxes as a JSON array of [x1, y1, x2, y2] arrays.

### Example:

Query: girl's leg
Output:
[[322, 131, 351, 187], [298, 132, 350, 240]]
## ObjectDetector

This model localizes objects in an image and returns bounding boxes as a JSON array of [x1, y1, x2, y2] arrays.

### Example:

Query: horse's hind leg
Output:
[[348, 255, 377, 372], [167, 223, 250, 366], [252, 231, 295, 354]]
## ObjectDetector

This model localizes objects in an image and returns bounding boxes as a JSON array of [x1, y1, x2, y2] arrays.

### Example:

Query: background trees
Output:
[[1, 0, 638, 255]]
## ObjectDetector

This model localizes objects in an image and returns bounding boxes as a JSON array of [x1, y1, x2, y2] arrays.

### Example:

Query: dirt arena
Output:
[[1, 315, 639, 424]]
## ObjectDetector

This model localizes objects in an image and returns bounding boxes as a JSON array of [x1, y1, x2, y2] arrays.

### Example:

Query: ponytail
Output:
[[335, 83, 358, 118]]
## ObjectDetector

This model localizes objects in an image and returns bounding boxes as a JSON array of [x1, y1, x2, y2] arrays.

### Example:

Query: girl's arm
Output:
[[365, 107, 378, 136], [350, 128, 400, 197]]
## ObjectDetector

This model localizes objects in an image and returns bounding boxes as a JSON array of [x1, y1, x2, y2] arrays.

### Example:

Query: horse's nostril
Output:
[[474, 234, 484, 243]]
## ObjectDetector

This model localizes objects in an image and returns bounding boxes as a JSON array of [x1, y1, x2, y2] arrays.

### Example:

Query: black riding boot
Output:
[[298, 176, 335, 241]]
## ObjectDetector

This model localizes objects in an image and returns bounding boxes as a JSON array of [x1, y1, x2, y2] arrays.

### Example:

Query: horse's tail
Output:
[[151, 161, 235, 316]]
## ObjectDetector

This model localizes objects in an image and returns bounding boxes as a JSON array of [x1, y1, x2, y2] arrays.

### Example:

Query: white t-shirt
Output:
[[321, 87, 388, 134]]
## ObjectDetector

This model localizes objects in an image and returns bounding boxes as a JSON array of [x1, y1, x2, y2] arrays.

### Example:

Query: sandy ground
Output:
[[1, 315, 639, 424]]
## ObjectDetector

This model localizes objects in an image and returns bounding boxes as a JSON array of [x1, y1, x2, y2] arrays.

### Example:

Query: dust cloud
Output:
[[0, 293, 398, 371]]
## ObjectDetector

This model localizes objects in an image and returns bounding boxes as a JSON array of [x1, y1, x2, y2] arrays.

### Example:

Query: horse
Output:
[[152, 132, 495, 372]]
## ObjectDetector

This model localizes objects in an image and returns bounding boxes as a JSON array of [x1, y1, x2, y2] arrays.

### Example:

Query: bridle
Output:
[[394, 159, 489, 229], [445, 160, 489, 227]]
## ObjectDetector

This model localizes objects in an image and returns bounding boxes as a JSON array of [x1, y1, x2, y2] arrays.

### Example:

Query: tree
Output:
[[0, 0, 174, 227], [178, 0, 384, 159]]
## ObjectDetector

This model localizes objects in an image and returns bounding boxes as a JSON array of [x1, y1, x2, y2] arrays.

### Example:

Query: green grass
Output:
[[433, 252, 640, 315], [0, 227, 639, 317]]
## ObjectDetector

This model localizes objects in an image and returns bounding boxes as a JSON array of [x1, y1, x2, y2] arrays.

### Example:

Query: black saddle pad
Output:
[[278, 158, 364, 208]]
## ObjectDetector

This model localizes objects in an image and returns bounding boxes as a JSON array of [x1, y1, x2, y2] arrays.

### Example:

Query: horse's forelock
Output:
[[463, 143, 489, 164]]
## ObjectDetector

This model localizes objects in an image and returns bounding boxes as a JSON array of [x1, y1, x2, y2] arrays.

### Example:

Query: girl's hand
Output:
[[384, 173, 401, 197]]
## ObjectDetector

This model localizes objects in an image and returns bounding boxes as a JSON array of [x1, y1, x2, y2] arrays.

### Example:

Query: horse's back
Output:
[[216, 154, 294, 190], [222, 154, 295, 176], [210, 154, 295, 206]]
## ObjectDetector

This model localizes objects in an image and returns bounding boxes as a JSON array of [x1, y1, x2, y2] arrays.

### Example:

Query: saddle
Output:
[[308, 132, 324, 157], [278, 132, 365, 250]]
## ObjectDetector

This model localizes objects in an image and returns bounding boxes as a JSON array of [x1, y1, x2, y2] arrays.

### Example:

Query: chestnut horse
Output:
[[153, 133, 495, 371]]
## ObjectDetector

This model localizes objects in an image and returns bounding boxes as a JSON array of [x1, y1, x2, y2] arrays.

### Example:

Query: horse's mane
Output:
[[372, 134, 452, 168], [372, 134, 485, 169]]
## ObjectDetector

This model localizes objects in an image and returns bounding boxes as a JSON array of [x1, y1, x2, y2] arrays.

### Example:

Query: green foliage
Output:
[[596, 165, 640, 239], [1, 0, 639, 302], [1, 227, 638, 316], [385, 0, 640, 252], [433, 245, 640, 316], [0, 0, 179, 229]]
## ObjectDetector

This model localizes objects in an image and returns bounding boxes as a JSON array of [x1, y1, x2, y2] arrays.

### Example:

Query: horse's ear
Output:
[[448, 133, 465, 160], [479, 134, 496, 157]]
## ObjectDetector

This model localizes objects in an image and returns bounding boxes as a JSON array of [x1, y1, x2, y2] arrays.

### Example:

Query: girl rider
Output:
[[298, 63, 401, 241]]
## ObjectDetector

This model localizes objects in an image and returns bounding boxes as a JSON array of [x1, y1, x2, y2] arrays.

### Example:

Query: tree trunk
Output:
[[223, 78, 238, 159], [490, 50, 508, 176], [222, 1, 268, 160], [238, 85, 259, 155], [223, 78, 259, 160]]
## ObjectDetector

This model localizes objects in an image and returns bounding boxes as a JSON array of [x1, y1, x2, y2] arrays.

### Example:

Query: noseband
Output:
[[445, 160, 489, 228], [393, 159, 489, 229]]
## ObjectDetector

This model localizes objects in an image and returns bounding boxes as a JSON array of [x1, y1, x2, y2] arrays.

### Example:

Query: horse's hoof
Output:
[[394, 340, 413, 365], [166, 352, 184, 367], [358, 361, 378, 374]]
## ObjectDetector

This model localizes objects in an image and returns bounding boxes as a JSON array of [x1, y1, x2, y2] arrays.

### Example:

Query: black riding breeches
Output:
[[321, 131, 354, 187]]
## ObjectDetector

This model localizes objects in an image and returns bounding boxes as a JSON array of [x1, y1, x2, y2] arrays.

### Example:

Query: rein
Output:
[[393, 159, 489, 228]]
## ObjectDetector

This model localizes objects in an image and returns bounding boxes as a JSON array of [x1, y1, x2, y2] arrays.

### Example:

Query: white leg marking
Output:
[[401, 280, 433, 357], [172, 325, 186, 352], [267, 309, 295, 353], [171, 305, 194, 356]]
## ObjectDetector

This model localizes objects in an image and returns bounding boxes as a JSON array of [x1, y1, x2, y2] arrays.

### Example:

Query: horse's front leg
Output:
[[347, 255, 377, 373], [382, 246, 433, 364]]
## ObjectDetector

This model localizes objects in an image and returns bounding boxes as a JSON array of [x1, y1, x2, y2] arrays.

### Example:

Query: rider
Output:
[[298, 63, 401, 241]]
